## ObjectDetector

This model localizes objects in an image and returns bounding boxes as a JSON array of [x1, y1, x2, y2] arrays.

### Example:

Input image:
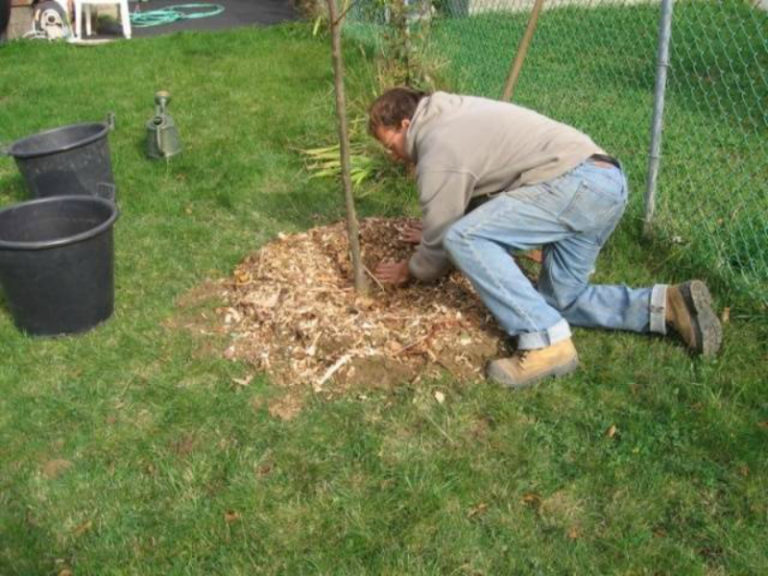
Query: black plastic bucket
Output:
[[4, 121, 116, 201], [0, 196, 118, 336]]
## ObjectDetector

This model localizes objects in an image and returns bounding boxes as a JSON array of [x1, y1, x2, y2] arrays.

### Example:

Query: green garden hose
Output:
[[130, 4, 225, 28]]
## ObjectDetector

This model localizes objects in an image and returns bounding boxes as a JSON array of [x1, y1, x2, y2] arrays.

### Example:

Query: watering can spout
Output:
[[146, 90, 182, 159]]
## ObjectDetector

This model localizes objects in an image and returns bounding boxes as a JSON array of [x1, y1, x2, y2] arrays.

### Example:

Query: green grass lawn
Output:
[[1, 21, 767, 575]]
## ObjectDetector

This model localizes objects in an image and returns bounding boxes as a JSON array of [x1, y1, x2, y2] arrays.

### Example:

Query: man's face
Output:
[[374, 119, 411, 162]]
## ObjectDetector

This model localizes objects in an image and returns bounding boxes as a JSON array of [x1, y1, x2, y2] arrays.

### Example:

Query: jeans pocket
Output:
[[557, 178, 625, 233]]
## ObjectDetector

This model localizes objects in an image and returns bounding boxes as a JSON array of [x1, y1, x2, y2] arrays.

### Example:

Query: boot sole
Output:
[[680, 280, 722, 356], [488, 357, 580, 390]]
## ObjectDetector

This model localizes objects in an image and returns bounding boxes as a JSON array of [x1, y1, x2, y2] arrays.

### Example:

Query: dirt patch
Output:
[[215, 218, 519, 394], [165, 279, 231, 359], [267, 394, 305, 421], [42, 459, 73, 479]]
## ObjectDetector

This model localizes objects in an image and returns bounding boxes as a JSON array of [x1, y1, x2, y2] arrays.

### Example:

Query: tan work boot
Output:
[[487, 338, 579, 390], [666, 280, 722, 356]]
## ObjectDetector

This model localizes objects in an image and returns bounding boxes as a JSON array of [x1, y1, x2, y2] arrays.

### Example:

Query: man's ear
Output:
[[400, 118, 411, 131]]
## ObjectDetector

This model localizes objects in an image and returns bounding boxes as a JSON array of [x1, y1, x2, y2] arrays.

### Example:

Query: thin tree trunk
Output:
[[393, 0, 411, 85], [327, 0, 368, 294]]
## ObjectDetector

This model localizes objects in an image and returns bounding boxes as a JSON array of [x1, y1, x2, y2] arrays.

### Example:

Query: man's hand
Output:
[[400, 222, 422, 245], [375, 259, 411, 286]]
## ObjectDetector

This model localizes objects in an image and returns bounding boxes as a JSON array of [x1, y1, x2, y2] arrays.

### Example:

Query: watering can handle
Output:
[[155, 119, 164, 156]]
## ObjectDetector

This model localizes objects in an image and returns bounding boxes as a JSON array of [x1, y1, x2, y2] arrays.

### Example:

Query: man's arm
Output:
[[408, 168, 476, 282]]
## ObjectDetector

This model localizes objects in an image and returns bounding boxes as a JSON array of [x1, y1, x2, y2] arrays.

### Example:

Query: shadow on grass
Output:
[[0, 487, 56, 575], [0, 174, 28, 207]]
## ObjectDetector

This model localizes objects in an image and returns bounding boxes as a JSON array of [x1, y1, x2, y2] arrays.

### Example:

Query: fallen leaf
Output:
[[224, 510, 241, 523], [758, 421, 768, 430], [605, 424, 618, 438], [73, 519, 93, 537], [232, 375, 253, 388], [58, 570, 73, 576], [522, 492, 541, 509], [467, 502, 488, 519], [567, 525, 582, 540], [721, 307, 730, 323], [234, 269, 251, 285], [434, 390, 445, 404]]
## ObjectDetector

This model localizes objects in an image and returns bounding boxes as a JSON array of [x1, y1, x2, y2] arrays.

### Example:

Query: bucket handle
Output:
[[106, 112, 116, 131]]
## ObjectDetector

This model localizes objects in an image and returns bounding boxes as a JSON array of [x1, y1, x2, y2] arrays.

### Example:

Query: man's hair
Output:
[[368, 87, 430, 135]]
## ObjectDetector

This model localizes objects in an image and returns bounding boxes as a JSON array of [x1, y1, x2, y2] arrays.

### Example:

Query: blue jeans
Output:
[[443, 159, 667, 350]]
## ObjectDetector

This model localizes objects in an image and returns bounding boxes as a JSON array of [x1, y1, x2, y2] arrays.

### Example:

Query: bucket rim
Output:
[[8, 122, 110, 159], [0, 196, 119, 251]]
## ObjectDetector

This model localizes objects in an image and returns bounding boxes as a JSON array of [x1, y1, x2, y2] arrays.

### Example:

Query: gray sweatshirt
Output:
[[405, 92, 605, 281]]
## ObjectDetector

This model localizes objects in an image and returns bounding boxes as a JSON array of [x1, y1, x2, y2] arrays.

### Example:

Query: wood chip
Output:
[[217, 218, 517, 392]]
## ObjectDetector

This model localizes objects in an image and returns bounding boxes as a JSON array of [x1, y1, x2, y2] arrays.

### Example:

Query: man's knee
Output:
[[539, 279, 585, 311]]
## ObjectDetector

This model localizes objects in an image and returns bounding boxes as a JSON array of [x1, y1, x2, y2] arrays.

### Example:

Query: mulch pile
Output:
[[217, 218, 515, 393]]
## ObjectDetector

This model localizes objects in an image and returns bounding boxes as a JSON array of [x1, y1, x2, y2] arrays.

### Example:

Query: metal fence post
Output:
[[644, 0, 674, 236]]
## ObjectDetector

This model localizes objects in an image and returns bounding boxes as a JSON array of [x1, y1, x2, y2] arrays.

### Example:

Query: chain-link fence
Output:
[[346, 0, 768, 310]]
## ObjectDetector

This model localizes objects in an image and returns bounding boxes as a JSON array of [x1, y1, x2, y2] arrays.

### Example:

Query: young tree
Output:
[[326, 0, 368, 294]]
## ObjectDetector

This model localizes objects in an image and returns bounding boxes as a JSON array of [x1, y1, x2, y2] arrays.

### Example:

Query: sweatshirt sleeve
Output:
[[408, 168, 477, 282]]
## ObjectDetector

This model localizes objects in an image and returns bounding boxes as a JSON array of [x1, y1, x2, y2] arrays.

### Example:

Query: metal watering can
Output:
[[146, 91, 182, 159]]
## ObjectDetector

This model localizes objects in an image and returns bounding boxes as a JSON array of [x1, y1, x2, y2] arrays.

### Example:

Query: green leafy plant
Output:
[[299, 142, 379, 192]]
